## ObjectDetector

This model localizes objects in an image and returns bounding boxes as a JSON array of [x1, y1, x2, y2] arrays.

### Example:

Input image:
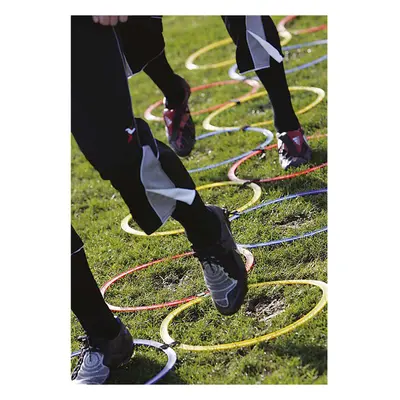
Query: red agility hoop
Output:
[[228, 134, 327, 183], [100, 247, 254, 312], [144, 79, 260, 122], [277, 16, 327, 36]]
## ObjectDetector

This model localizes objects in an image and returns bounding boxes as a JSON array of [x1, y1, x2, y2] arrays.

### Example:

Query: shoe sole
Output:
[[216, 271, 248, 316], [281, 147, 312, 170]]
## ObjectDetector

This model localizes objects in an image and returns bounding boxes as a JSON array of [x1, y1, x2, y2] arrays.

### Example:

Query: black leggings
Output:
[[71, 226, 120, 340]]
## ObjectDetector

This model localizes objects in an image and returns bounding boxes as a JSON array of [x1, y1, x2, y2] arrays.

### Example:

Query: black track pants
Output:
[[71, 17, 220, 338], [71, 16, 213, 235]]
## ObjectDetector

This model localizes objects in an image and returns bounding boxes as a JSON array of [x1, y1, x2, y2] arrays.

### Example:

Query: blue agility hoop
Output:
[[229, 189, 327, 248], [71, 339, 177, 385], [285, 55, 327, 74], [282, 39, 328, 51], [131, 339, 177, 385], [228, 40, 328, 81], [187, 126, 274, 174]]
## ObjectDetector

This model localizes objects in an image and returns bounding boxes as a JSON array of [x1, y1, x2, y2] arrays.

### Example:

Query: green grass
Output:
[[71, 15, 328, 384]]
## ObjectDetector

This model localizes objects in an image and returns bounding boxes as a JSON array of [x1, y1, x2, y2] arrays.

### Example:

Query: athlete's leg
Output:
[[71, 16, 215, 240], [70, 226, 133, 384], [71, 226, 120, 340], [116, 16, 196, 157], [222, 16, 311, 169], [71, 16, 246, 318]]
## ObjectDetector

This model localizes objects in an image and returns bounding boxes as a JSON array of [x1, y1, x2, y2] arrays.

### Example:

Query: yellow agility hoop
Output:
[[202, 86, 326, 131], [185, 32, 292, 71], [121, 180, 262, 236], [160, 279, 328, 351], [185, 38, 234, 70]]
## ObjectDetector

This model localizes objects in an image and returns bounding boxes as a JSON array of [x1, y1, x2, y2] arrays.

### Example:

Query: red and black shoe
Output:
[[163, 77, 196, 157], [276, 127, 312, 170]]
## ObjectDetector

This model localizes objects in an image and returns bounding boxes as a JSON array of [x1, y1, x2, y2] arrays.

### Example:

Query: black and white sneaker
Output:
[[71, 317, 134, 384], [193, 206, 248, 316], [277, 127, 312, 170]]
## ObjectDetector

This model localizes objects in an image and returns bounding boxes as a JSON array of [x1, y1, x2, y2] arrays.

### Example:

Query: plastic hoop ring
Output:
[[229, 189, 327, 248], [228, 40, 328, 81], [144, 79, 260, 122], [187, 126, 274, 174], [227, 134, 327, 182], [185, 37, 234, 70], [71, 339, 177, 385], [277, 16, 327, 36], [121, 180, 262, 236], [202, 87, 326, 131], [100, 247, 254, 312], [185, 33, 291, 71], [229, 55, 327, 81], [160, 279, 328, 351]]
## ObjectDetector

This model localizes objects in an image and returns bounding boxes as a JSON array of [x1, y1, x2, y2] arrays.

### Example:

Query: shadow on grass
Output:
[[258, 341, 327, 377], [106, 354, 185, 384], [308, 145, 327, 165]]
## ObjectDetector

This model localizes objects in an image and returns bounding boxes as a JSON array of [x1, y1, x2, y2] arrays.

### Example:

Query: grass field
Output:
[[71, 15, 328, 384]]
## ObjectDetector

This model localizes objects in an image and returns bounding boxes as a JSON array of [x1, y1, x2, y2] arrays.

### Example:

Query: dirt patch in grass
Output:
[[245, 294, 286, 327]]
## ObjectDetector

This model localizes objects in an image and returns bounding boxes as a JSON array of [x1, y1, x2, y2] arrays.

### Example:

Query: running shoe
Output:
[[193, 206, 248, 316], [276, 127, 312, 170], [163, 77, 196, 157], [71, 317, 134, 384]]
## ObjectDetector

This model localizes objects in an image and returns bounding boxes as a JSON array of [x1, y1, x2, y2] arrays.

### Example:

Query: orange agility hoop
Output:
[[227, 134, 328, 183], [277, 16, 327, 36], [100, 247, 254, 312], [144, 79, 260, 122]]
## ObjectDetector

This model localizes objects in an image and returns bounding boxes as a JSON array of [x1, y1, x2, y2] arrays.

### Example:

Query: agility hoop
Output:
[[202, 87, 325, 131], [100, 247, 254, 312], [121, 180, 262, 236], [228, 40, 328, 81], [132, 339, 177, 384], [144, 79, 260, 122], [229, 189, 327, 248], [186, 126, 274, 174], [160, 279, 328, 351], [227, 134, 327, 183], [277, 16, 327, 36], [185, 37, 235, 70]]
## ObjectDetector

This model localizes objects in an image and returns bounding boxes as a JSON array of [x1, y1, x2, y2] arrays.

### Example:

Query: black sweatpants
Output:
[[71, 16, 219, 340], [71, 16, 211, 235]]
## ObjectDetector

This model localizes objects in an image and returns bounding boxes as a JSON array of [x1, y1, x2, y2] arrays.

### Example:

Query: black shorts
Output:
[[116, 16, 165, 76], [71, 16, 197, 235], [222, 16, 283, 73]]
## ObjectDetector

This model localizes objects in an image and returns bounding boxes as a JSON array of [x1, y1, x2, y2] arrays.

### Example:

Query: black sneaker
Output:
[[193, 206, 248, 316], [71, 317, 134, 384], [163, 77, 196, 157], [276, 127, 312, 170]]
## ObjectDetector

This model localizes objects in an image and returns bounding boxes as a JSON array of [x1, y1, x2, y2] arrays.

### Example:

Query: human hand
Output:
[[92, 16, 128, 26]]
